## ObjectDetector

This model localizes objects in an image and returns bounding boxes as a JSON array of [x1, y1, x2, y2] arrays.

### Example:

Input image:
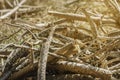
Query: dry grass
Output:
[[0, 0, 120, 80]]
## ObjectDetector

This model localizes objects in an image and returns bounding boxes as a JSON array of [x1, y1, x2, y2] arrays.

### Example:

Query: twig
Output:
[[56, 61, 112, 80], [5, 0, 14, 8], [0, 50, 11, 55], [83, 38, 120, 59], [48, 11, 116, 24], [16, 59, 29, 71], [64, 0, 79, 7], [1, 43, 38, 51], [0, 55, 8, 58], [37, 26, 56, 80], [0, 69, 13, 80], [22, 25, 38, 40], [0, 29, 21, 43], [9, 63, 36, 80], [108, 31, 120, 37], [0, 0, 26, 20], [82, 9, 98, 38], [109, 63, 120, 70], [48, 42, 73, 62], [54, 33, 74, 43], [2, 47, 29, 73], [107, 57, 120, 65]]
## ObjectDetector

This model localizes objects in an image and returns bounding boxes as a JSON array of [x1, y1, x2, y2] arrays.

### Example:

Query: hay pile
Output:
[[0, 0, 120, 80]]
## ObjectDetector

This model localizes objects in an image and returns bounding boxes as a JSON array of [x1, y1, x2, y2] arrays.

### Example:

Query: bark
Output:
[[55, 61, 112, 80], [37, 26, 56, 80]]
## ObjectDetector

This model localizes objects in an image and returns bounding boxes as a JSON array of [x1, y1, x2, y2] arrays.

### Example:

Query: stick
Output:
[[48, 11, 116, 24], [37, 26, 56, 80], [2, 47, 29, 73], [0, 0, 26, 20], [0, 29, 21, 43], [82, 9, 98, 38], [48, 42, 73, 62], [56, 61, 112, 80], [9, 63, 36, 80]]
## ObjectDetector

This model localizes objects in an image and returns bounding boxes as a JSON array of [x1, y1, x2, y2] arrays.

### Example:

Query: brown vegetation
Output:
[[0, 0, 120, 80]]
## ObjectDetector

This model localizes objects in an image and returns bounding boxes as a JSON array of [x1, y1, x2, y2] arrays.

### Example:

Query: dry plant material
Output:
[[48, 11, 116, 24], [0, 0, 120, 80], [82, 9, 98, 38], [0, 0, 26, 20], [2, 48, 29, 73], [9, 63, 37, 80], [108, 31, 120, 37], [55, 61, 112, 80], [0, 28, 21, 43], [37, 26, 56, 80]]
